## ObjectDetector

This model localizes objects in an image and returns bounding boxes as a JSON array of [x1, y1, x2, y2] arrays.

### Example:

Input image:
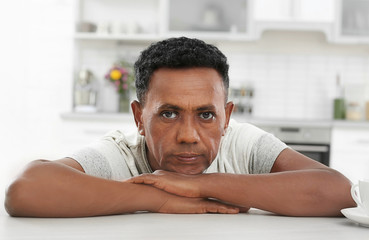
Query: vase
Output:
[[119, 91, 130, 113]]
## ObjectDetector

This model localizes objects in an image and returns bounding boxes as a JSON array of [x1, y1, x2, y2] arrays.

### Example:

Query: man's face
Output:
[[132, 67, 233, 175]]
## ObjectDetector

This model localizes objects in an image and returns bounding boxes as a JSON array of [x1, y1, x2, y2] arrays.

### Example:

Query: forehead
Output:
[[145, 68, 226, 109]]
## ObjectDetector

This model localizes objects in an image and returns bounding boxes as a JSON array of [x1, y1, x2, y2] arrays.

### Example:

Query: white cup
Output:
[[351, 180, 369, 215]]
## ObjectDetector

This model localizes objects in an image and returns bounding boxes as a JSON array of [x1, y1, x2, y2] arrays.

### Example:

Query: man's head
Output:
[[132, 37, 234, 175], [134, 37, 230, 105]]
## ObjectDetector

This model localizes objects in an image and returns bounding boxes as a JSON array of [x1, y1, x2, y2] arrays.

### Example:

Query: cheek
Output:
[[144, 120, 173, 156], [202, 127, 224, 159]]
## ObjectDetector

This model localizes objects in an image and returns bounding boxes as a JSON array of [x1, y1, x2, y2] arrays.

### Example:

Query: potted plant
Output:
[[105, 61, 134, 112]]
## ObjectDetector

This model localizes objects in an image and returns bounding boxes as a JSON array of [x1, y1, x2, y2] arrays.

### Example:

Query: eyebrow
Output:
[[157, 104, 217, 112]]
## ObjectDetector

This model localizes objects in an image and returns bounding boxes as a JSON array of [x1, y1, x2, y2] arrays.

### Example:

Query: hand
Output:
[[127, 171, 250, 213], [155, 194, 241, 214], [126, 170, 202, 198]]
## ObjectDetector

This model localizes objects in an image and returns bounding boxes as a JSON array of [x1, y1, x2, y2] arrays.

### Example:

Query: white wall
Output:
[[221, 30, 369, 120], [0, 0, 74, 214]]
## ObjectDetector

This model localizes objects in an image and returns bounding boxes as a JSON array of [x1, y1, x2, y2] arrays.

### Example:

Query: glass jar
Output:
[[346, 102, 361, 121]]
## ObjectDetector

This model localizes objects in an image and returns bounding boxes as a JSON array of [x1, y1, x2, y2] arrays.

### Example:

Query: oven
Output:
[[285, 142, 330, 166], [255, 124, 331, 166]]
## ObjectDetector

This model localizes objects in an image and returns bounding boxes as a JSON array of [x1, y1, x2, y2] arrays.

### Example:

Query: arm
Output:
[[127, 148, 356, 216], [4, 158, 240, 217]]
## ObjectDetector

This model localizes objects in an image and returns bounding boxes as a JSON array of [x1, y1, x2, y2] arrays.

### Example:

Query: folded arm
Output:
[[127, 148, 356, 216], [5, 158, 240, 217]]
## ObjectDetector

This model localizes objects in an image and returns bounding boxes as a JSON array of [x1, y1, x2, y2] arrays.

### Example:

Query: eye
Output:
[[199, 112, 214, 120], [161, 111, 178, 119]]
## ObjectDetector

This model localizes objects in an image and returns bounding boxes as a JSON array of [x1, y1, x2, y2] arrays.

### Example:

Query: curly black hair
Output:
[[134, 37, 229, 104]]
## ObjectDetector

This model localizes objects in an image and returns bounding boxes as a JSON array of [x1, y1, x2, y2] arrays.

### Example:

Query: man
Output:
[[5, 37, 355, 217]]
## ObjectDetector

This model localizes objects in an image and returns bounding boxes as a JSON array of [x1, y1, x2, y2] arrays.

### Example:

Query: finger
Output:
[[129, 176, 171, 194], [206, 202, 239, 214], [125, 177, 143, 183], [215, 205, 239, 214], [205, 198, 247, 214], [126, 175, 158, 185]]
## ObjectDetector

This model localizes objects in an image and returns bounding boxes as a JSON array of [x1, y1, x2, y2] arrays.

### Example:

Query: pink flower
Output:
[[105, 63, 132, 94], [119, 68, 127, 74]]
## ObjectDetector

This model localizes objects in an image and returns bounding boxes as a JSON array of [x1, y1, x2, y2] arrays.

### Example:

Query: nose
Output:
[[176, 118, 200, 144]]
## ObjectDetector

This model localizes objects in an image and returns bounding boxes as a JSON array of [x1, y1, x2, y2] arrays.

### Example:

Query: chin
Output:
[[171, 166, 207, 175]]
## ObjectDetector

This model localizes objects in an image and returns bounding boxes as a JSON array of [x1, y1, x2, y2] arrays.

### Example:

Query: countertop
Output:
[[1, 209, 368, 240]]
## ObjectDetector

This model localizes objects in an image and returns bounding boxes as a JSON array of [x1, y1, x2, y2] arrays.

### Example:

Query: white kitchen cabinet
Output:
[[73, 0, 369, 44], [254, 0, 291, 21], [75, 0, 162, 35], [252, 0, 369, 44], [253, 0, 335, 41], [334, 0, 369, 43], [166, 0, 251, 38], [330, 125, 369, 184], [74, 0, 253, 42], [254, 0, 334, 22]]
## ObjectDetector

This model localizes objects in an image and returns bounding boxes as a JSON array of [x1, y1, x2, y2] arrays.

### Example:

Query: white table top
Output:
[[1, 209, 368, 240]]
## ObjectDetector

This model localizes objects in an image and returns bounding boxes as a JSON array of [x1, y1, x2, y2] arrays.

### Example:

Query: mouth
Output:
[[174, 153, 202, 162]]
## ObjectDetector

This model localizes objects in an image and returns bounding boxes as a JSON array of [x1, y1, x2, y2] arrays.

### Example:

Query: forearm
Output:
[[201, 169, 355, 216], [5, 160, 167, 217]]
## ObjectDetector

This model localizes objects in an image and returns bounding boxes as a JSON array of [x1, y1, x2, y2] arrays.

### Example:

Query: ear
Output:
[[223, 101, 234, 134], [131, 100, 145, 136]]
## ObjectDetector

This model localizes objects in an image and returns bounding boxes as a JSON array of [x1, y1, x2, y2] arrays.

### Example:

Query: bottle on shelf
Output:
[[333, 74, 345, 120]]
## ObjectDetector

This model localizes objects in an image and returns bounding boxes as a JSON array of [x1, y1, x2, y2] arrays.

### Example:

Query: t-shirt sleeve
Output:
[[210, 120, 288, 175], [67, 136, 133, 180], [249, 133, 288, 174]]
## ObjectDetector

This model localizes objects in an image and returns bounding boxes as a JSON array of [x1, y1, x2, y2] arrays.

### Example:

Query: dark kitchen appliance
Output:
[[255, 123, 331, 166]]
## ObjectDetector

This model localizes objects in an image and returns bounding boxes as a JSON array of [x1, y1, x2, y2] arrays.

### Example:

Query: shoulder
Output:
[[211, 119, 269, 174], [103, 129, 143, 149], [225, 119, 267, 142], [102, 129, 151, 175], [226, 119, 286, 149], [222, 119, 287, 174], [69, 129, 146, 179]]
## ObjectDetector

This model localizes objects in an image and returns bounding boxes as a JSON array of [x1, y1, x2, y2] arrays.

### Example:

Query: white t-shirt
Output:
[[69, 119, 288, 180]]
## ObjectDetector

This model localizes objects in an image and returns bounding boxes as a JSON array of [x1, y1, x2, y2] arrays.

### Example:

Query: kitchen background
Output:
[[1, 0, 369, 213]]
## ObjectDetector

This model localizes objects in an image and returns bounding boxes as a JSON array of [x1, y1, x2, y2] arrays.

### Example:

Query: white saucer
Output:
[[341, 207, 369, 227]]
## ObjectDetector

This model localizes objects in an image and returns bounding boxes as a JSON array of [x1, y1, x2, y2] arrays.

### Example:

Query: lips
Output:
[[174, 153, 201, 162]]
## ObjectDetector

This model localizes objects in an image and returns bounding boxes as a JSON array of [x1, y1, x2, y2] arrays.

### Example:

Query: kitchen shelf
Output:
[[74, 32, 163, 42], [60, 112, 134, 122], [74, 32, 254, 43]]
